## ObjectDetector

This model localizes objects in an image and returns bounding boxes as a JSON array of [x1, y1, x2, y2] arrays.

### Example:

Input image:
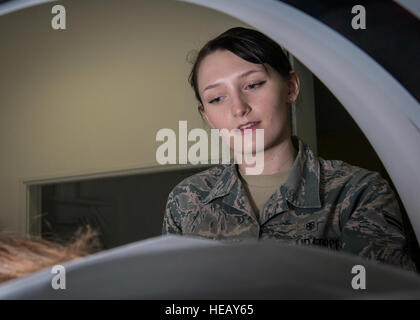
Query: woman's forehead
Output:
[[198, 50, 267, 92]]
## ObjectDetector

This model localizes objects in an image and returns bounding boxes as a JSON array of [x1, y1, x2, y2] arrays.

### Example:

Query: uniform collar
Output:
[[201, 163, 238, 204], [201, 136, 321, 209], [281, 136, 321, 208]]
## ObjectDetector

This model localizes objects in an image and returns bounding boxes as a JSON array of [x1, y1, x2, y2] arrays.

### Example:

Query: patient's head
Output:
[[0, 226, 101, 284]]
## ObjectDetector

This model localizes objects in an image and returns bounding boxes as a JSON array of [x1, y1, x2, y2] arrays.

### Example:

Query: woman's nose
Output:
[[231, 93, 251, 117]]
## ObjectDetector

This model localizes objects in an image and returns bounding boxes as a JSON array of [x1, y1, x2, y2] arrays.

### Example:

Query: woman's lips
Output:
[[237, 121, 260, 134]]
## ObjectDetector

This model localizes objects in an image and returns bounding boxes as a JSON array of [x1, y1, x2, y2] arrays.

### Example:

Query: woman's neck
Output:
[[238, 136, 297, 175]]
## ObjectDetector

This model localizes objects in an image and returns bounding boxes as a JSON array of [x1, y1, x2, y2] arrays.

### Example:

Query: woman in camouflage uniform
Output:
[[162, 27, 416, 272]]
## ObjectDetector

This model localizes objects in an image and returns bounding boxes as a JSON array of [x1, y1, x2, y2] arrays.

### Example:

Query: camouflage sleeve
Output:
[[339, 173, 417, 272], [162, 188, 183, 235]]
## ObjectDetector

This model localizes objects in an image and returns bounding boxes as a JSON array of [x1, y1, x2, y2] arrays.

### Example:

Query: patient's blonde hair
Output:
[[0, 226, 101, 283]]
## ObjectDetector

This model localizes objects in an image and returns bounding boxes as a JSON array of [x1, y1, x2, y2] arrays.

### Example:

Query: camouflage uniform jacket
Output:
[[162, 136, 416, 271]]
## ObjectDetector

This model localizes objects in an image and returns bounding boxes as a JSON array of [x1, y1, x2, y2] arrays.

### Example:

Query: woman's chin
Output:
[[233, 144, 266, 156]]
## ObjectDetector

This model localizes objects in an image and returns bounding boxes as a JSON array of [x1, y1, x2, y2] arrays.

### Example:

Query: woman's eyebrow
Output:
[[203, 69, 264, 93], [238, 69, 263, 79]]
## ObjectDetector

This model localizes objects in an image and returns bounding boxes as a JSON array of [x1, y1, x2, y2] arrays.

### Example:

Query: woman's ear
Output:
[[286, 70, 300, 103], [198, 104, 215, 129]]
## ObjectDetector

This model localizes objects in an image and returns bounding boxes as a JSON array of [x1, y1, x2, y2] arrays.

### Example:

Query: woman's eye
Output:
[[247, 81, 266, 90], [209, 97, 222, 104]]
